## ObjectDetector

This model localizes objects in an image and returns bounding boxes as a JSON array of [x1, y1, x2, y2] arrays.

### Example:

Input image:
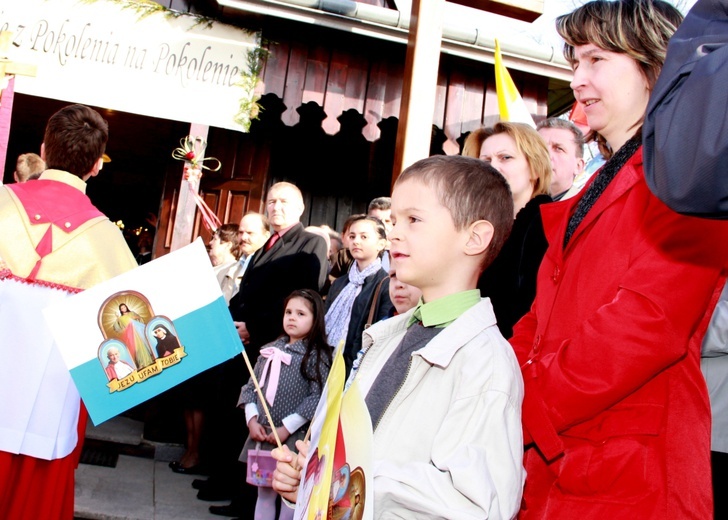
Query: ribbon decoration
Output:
[[189, 186, 221, 232], [172, 135, 222, 232], [171, 136, 222, 172], [258, 346, 292, 406]]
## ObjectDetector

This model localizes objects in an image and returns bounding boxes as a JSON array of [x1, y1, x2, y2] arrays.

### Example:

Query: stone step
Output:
[[84, 415, 185, 462], [75, 455, 226, 520], [86, 416, 145, 446]]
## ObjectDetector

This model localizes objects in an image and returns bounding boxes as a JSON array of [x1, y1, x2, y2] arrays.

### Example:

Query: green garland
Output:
[[234, 45, 270, 132], [80, 0, 266, 131], [80, 0, 181, 20]]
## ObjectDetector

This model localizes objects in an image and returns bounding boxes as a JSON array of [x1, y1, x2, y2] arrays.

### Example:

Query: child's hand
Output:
[[267, 425, 290, 445], [272, 445, 300, 503], [248, 417, 267, 442], [294, 439, 309, 470]]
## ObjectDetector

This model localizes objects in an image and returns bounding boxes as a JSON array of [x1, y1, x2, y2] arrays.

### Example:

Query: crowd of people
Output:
[[177, 187, 417, 519], [2, 0, 728, 519]]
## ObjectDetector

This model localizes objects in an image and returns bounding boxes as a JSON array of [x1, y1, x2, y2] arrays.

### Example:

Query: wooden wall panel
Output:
[[433, 66, 448, 130], [461, 72, 486, 133], [246, 139, 272, 214], [230, 144, 254, 181], [343, 53, 369, 114], [363, 61, 388, 141], [161, 185, 178, 251], [229, 134, 256, 181], [524, 75, 548, 119], [443, 67, 467, 153], [322, 50, 351, 135], [206, 129, 237, 181], [382, 60, 403, 120], [262, 41, 290, 99], [257, 31, 550, 145], [227, 190, 251, 222], [302, 46, 331, 107], [334, 196, 357, 232], [281, 43, 309, 126], [515, 70, 538, 117], [483, 76, 500, 127], [307, 193, 338, 227]]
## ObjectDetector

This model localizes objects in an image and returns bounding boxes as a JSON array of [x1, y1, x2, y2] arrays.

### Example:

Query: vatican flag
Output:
[[495, 39, 536, 128]]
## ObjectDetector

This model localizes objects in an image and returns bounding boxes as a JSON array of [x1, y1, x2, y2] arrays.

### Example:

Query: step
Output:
[[86, 416, 145, 446], [84, 415, 185, 462]]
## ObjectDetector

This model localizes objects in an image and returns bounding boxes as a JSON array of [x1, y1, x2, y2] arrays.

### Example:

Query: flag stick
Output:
[[290, 422, 314, 471], [241, 348, 283, 449]]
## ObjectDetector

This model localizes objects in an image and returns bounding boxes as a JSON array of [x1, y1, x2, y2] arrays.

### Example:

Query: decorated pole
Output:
[[169, 127, 222, 251]]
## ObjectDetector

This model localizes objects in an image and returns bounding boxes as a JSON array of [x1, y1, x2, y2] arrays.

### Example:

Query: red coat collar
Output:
[[541, 147, 644, 256], [8, 178, 104, 233]]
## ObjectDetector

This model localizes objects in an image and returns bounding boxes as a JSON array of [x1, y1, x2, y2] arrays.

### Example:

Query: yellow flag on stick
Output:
[[494, 39, 536, 128]]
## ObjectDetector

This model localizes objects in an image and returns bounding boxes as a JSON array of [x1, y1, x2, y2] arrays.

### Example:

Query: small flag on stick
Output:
[[494, 39, 536, 128], [569, 100, 589, 134]]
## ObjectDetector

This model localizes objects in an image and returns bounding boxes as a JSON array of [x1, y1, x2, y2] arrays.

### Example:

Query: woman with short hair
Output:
[[509, 1, 728, 518], [465, 122, 552, 338]]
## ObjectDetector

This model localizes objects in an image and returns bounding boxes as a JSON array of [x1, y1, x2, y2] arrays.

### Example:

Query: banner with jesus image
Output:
[[44, 238, 242, 425]]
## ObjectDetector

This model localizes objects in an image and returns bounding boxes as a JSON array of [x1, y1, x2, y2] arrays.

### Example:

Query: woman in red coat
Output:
[[510, 1, 728, 518]]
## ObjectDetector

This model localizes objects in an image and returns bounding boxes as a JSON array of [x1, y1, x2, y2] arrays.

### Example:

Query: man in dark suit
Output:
[[231, 181, 328, 357], [201, 182, 327, 518]]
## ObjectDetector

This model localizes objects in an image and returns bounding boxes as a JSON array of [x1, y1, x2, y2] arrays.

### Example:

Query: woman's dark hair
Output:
[[341, 213, 366, 236], [347, 215, 388, 258], [283, 289, 332, 386]]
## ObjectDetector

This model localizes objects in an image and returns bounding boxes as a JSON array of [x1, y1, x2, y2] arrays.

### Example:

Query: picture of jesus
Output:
[[113, 303, 156, 369]]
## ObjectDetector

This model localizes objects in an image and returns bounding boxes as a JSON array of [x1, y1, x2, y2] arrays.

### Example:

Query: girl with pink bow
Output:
[[237, 289, 332, 520]]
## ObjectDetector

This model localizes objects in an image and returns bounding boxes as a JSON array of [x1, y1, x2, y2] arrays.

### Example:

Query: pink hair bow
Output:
[[258, 347, 292, 406]]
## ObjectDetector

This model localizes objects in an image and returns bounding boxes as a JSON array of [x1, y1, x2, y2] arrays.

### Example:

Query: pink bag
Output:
[[246, 446, 275, 487]]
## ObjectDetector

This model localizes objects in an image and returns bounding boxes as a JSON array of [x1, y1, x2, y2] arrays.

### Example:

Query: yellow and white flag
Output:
[[495, 39, 536, 128], [294, 346, 373, 520]]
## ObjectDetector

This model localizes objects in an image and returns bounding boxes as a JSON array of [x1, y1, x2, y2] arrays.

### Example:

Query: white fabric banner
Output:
[[42, 238, 243, 426], [0, 0, 260, 131]]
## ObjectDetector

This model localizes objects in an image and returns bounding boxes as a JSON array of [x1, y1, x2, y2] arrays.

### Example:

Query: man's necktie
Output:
[[265, 232, 280, 252]]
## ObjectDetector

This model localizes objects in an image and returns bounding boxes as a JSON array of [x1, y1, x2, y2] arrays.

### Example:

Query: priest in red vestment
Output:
[[0, 104, 137, 519]]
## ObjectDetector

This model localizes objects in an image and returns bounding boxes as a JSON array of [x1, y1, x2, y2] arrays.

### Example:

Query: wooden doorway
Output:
[[154, 124, 271, 258]]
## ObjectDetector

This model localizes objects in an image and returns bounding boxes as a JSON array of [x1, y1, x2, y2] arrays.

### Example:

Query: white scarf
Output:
[[325, 258, 382, 348]]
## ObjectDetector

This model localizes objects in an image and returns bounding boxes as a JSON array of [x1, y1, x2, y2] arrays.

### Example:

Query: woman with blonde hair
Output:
[[509, 1, 728, 518], [465, 122, 552, 338]]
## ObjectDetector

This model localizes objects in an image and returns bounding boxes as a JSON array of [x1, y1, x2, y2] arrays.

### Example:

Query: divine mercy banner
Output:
[[44, 238, 242, 425]]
